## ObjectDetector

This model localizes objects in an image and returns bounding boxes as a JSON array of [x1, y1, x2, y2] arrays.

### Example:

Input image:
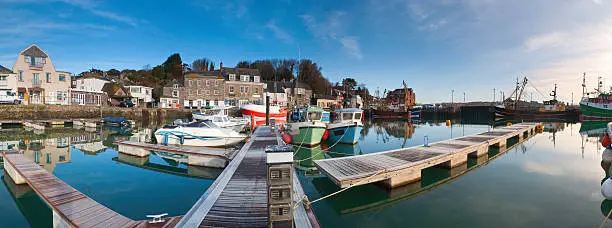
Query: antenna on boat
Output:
[[582, 72, 586, 98]]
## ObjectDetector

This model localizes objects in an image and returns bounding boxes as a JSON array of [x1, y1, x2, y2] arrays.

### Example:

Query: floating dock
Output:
[[114, 140, 236, 168], [1, 151, 182, 228], [314, 123, 540, 188], [177, 126, 320, 228]]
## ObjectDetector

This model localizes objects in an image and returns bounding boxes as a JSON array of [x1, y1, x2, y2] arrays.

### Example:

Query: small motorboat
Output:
[[327, 108, 363, 144], [103, 117, 130, 126], [193, 106, 248, 131], [154, 120, 246, 147], [284, 107, 327, 146]]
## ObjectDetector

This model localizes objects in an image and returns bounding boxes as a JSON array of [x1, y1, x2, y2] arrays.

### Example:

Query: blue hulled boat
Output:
[[326, 108, 363, 144]]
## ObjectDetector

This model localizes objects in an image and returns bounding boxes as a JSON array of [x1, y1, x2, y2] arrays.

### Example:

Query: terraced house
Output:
[[12, 44, 71, 105], [182, 71, 225, 109], [221, 65, 264, 107]]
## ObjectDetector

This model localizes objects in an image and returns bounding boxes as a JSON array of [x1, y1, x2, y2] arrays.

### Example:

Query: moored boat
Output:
[[240, 104, 287, 126], [327, 108, 363, 144], [192, 106, 248, 131], [283, 107, 327, 146], [154, 120, 246, 147]]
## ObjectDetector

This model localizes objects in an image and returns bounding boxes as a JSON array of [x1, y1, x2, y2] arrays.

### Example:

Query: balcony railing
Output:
[[32, 79, 42, 87]]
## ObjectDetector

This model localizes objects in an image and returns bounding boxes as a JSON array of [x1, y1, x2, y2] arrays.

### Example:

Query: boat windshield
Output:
[[354, 112, 362, 120], [342, 112, 352, 121], [307, 112, 322, 121], [185, 120, 218, 128]]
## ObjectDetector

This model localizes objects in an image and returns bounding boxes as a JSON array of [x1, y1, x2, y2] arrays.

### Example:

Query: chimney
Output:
[[220, 61, 223, 69]]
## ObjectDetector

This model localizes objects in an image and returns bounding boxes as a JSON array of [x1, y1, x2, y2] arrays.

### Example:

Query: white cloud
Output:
[[339, 37, 363, 59], [302, 12, 363, 59], [266, 20, 293, 43], [524, 32, 566, 52]]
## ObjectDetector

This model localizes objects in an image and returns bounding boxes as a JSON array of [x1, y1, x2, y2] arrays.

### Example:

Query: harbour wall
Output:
[[0, 105, 192, 122]]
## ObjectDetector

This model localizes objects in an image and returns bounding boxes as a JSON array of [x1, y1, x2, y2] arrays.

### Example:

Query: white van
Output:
[[0, 90, 21, 104]]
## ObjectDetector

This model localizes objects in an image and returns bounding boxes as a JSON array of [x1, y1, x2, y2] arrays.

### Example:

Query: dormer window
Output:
[[240, 75, 249, 82], [173, 84, 179, 89], [229, 74, 236, 81], [25, 56, 45, 67], [254, 76, 260, 83]]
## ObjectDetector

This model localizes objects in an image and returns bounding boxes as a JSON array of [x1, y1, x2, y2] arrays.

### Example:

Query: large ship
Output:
[[579, 74, 612, 120], [372, 81, 415, 119], [494, 77, 579, 121]]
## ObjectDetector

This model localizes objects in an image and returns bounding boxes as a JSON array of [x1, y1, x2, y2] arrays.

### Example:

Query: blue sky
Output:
[[1, 0, 611, 103]]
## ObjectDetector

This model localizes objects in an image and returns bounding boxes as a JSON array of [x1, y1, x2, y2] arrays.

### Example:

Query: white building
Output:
[[125, 85, 153, 107], [12, 44, 71, 105], [74, 78, 109, 92], [0, 65, 17, 92]]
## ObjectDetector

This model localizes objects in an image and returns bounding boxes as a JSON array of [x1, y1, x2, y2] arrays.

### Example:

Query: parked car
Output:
[[119, 100, 135, 107], [0, 91, 21, 105]]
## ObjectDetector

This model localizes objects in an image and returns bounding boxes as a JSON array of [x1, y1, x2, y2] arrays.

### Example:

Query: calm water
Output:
[[0, 120, 610, 227]]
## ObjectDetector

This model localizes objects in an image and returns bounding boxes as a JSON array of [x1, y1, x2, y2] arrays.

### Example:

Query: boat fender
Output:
[[322, 130, 329, 141], [281, 132, 293, 144], [603, 177, 612, 200]]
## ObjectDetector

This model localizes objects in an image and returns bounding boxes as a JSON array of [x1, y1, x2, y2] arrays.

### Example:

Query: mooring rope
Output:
[[599, 208, 612, 228], [292, 126, 350, 162]]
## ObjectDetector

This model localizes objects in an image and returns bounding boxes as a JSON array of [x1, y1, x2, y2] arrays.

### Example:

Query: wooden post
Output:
[[265, 145, 294, 228], [266, 92, 270, 126]]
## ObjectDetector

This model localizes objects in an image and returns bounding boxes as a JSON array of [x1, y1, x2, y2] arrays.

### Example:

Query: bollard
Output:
[[424, 135, 429, 147], [265, 145, 294, 228]]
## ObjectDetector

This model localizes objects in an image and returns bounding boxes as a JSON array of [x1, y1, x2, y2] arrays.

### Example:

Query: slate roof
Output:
[[0, 65, 14, 74], [219, 67, 261, 82], [21, 45, 48, 58], [184, 71, 223, 78]]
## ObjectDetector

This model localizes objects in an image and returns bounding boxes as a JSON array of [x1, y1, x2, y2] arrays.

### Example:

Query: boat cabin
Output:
[[292, 107, 326, 122], [333, 108, 363, 123]]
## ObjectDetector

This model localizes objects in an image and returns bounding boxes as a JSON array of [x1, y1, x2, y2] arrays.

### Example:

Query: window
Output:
[[206, 80, 210, 86], [197, 90, 201, 95], [0, 76, 6, 81], [240, 86, 245, 93], [229, 86, 234, 93], [245, 86, 249, 93], [240, 75, 249, 82], [172, 90, 179, 97], [254, 76, 260, 83], [214, 90, 219, 95], [59, 74, 66, 81], [229, 74, 236, 81], [254, 88, 259, 94], [342, 112, 352, 120], [197, 80, 201, 86], [206, 90, 211, 95], [33, 73, 40, 85], [173, 84, 179, 89], [130, 87, 140, 93], [215, 80, 220, 85], [188, 90, 193, 95], [18, 71, 23, 81], [57, 91, 64, 101], [46, 72, 51, 83], [188, 80, 193, 86]]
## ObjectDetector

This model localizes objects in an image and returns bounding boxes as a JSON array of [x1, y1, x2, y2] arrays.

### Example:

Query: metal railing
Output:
[[32, 79, 42, 87]]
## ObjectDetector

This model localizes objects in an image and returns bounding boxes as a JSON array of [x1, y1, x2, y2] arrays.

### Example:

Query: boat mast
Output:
[[550, 84, 557, 101], [582, 72, 586, 98]]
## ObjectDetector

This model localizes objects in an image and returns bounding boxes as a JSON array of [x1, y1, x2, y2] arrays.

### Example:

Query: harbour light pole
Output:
[[451, 89, 454, 109]]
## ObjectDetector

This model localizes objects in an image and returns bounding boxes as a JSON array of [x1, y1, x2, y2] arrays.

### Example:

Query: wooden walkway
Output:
[[177, 126, 319, 228], [2, 152, 182, 228], [314, 123, 540, 188], [114, 140, 237, 160]]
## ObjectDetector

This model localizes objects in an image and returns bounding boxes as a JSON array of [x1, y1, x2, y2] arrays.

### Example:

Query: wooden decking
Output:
[[177, 126, 319, 228], [114, 140, 237, 160], [2, 152, 182, 228], [314, 123, 540, 188]]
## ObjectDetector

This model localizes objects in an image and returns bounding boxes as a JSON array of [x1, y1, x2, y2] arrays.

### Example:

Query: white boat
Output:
[[154, 120, 246, 147], [192, 107, 248, 131]]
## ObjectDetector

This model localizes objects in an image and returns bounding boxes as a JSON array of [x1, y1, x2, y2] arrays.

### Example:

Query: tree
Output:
[[342, 78, 357, 91], [236, 61, 250, 68], [163, 53, 182, 81], [107, 69, 120, 77], [209, 61, 215, 71], [192, 58, 212, 72]]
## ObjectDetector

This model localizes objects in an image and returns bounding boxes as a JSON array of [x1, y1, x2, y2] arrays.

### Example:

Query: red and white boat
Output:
[[240, 104, 288, 126]]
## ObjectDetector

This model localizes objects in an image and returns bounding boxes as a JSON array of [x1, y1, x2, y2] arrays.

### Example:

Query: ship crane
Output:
[[504, 77, 528, 110]]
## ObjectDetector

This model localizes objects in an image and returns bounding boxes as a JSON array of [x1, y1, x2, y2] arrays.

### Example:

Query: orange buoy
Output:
[[322, 130, 329, 141], [281, 132, 293, 144], [603, 135, 611, 148]]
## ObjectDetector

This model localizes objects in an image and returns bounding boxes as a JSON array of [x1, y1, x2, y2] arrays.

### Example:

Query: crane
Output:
[[504, 76, 528, 110]]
